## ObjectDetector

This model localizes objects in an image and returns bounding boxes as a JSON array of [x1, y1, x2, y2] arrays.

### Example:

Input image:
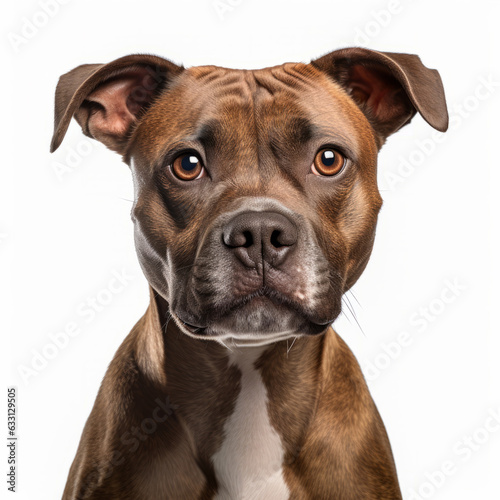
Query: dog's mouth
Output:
[[173, 286, 332, 341]]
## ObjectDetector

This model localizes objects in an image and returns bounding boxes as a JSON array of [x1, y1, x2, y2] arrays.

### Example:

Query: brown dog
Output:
[[51, 47, 448, 499]]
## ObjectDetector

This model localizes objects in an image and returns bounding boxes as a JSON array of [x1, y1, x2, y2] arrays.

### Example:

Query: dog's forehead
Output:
[[131, 62, 375, 166]]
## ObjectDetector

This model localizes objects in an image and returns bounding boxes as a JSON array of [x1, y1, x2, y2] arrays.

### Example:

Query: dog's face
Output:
[[51, 49, 448, 343], [130, 64, 382, 340]]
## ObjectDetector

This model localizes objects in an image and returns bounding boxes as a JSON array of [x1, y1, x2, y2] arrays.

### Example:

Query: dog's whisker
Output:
[[162, 312, 172, 331], [287, 336, 297, 356], [342, 296, 366, 337], [347, 290, 362, 308], [175, 262, 201, 273], [218, 339, 233, 352], [343, 294, 357, 317], [340, 310, 352, 324]]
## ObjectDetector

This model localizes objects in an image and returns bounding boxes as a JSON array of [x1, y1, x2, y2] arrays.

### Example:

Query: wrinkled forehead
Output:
[[131, 62, 375, 167]]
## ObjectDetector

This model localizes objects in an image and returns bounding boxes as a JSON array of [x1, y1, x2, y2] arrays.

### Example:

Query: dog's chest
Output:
[[211, 346, 290, 500]]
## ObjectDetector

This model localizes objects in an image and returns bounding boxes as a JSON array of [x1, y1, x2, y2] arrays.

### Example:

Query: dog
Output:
[[51, 47, 448, 499]]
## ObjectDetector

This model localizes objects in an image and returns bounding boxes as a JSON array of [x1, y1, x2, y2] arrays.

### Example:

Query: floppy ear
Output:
[[50, 54, 184, 155], [311, 47, 448, 141]]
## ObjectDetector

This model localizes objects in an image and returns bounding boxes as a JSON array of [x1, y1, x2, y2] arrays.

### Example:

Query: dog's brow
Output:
[[287, 117, 315, 144], [268, 116, 315, 153], [195, 120, 222, 149]]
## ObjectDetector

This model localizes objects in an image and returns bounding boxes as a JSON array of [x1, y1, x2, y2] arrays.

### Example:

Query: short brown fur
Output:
[[52, 48, 448, 499]]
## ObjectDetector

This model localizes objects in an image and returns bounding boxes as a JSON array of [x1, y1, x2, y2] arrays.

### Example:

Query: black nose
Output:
[[222, 211, 297, 268]]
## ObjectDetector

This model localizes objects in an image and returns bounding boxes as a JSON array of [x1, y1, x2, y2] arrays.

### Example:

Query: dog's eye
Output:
[[312, 148, 345, 176], [171, 153, 204, 181]]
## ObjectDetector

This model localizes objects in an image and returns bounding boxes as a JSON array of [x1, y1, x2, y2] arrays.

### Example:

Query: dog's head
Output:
[[51, 48, 448, 344]]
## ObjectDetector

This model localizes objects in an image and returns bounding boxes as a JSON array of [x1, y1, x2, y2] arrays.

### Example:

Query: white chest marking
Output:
[[212, 346, 290, 500]]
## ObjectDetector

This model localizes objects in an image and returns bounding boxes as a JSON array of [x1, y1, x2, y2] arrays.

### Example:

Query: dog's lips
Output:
[[181, 321, 207, 335], [215, 286, 310, 316], [175, 286, 333, 339], [172, 315, 208, 335]]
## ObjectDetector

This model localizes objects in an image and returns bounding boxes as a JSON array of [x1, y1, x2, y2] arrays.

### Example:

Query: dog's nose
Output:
[[222, 211, 297, 268]]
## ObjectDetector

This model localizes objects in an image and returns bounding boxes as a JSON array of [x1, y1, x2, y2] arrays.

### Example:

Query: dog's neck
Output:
[[137, 289, 329, 469]]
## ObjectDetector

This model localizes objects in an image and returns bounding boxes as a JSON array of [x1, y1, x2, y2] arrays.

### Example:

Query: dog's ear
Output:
[[50, 54, 184, 155], [311, 47, 448, 141]]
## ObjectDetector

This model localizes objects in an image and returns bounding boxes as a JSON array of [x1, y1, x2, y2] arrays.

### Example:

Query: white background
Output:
[[2, 0, 499, 498]]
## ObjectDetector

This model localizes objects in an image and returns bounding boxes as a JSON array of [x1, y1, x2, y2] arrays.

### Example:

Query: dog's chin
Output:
[[172, 296, 332, 345]]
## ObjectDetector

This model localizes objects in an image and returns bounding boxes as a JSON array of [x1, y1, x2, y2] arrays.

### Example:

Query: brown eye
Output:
[[171, 153, 204, 181], [312, 148, 345, 176]]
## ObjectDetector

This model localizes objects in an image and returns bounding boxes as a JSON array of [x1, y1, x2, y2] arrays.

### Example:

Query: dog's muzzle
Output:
[[170, 199, 342, 341]]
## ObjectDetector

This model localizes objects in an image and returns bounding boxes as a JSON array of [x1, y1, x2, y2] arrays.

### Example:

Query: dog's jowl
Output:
[[51, 47, 448, 499]]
